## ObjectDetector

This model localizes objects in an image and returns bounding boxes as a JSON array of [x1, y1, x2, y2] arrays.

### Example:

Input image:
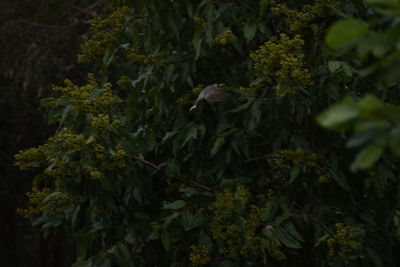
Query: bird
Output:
[[189, 83, 230, 111]]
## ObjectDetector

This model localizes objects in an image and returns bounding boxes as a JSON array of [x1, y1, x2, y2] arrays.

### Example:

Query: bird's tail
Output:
[[189, 105, 197, 111]]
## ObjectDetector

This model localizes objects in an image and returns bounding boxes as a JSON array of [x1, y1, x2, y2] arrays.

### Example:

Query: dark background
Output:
[[0, 1, 103, 265]]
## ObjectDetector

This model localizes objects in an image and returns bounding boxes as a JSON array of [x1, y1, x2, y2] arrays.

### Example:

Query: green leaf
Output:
[[357, 94, 384, 118], [351, 144, 385, 171], [316, 98, 358, 130], [326, 18, 370, 50], [389, 126, 400, 156], [109, 242, 135, 267], [102, 47, 118, 68], [163, 212, 180, 228], [289, 164, 302, 184], [274, 227, 301, 249], [328, 60, 341, 73], [347, 127, 385, 148], [162, 200, 185, 210], [60, 104, 72, 122], [248, 101, 261, 131], [276, 82, 289, 97], [182, 126, 198, 147], [85, 135, 96, 144], [315, 233, 330, 247], [88, 88, 106, 100], [329, 154, 351, 191], [229, 100, 252, 113], [161, 229, 172, 251], [366, 247, 384, 267], [243, 23, 257, 41], [211, 136, 225, 156], [385, 104, 400, 124]]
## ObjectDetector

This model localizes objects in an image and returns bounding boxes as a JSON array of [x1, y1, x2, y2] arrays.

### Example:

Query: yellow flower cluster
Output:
[[189, 244, 211, 265], [274, 148, 308, 165], [242, 206, 266, 252], [111, 144, 127, 161], [42, 191, 71, 212], [250, 34, 313, 94], [78, 6, 130, 63], [14, 145, 48, 170], [101, 144, 128, 169], [18, 188, 70, 219], [326, 223, 359, 262], [177, 84, 206, 106], [271, 0, 339, 33], [90, 113, 121, 131], [193, 16, 207, 27], [239, 86, 257, 95], [274, 149, 331, 183], [210, 185, 249, 258], [15, 128, 85, 173], [116, 75, 131, 88], [17, 187, 52, 219], [93, 143, 105, 159], [176, 96, 191, 105], [16, 125, 128, 184], [86, 166, 104, 180], [53, 74, 119, 113], [44, 161, 78, 178], [126, 48, 166, 66], [48, 128, 86, 151], [212, 29, 237, 46], [192, 84, 205, 96], [210, 185, 285, 260]]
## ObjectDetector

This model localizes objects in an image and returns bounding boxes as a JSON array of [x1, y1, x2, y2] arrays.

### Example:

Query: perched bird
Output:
[[189, 83, 230, 111]]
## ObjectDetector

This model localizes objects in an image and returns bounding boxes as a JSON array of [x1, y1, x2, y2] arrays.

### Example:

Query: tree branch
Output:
[[133, 156, 160, 170]]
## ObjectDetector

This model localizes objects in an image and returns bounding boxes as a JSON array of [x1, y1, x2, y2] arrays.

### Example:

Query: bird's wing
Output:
[[205, 91, 230, 102]]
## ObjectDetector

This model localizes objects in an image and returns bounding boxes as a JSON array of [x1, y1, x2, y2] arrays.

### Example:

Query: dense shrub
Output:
[[15, 1, 400, 266]]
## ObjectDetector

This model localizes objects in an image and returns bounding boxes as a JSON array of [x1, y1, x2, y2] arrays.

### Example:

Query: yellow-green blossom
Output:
[[90, 113, 121, 131], [126, 48, 165, 65], [250, 34, 313, 95], [78, 6, 130, 63], [271, 0, 339, 33], [189, 244, 211, 265], [17, 188, 70, 218], [117, 75, 132, 88], [53, 73, 119, 113], [210, 184, 285, 260], [193, 16, 207, 27], [212, 29, 237, 46], [326, 223, 361, 262], [86, 166, 104, 180]]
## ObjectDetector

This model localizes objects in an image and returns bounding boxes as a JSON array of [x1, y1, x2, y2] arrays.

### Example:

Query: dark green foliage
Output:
[[14, 0, 400, 266]]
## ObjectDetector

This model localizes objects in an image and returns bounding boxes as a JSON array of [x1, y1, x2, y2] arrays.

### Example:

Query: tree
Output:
[[15, 1, 400, 266]]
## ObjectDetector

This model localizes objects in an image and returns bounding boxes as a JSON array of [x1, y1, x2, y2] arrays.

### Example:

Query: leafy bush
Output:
[[16, 1, 400, 266]]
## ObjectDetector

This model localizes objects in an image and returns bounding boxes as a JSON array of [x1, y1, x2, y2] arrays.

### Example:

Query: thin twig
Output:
[[182, 180, 214, 191], [18, 19, 78, 30], [242, 153, 277, 162], [133, 156, 160, 170]]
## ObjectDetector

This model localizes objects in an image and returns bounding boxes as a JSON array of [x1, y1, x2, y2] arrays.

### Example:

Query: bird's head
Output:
[[216, 83, 224, 88]]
